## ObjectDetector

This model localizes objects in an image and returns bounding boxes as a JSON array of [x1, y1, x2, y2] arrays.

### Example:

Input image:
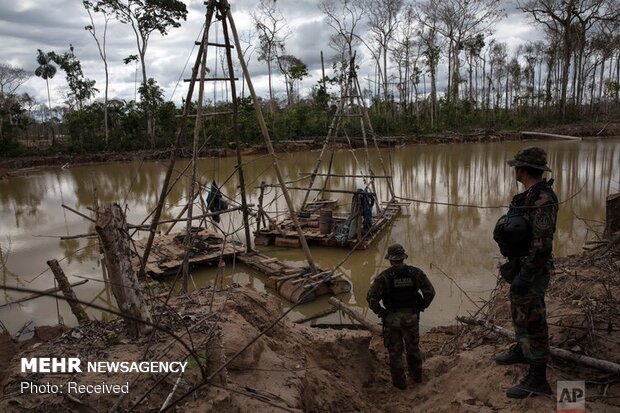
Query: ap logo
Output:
[[557, 381, 585, 413]]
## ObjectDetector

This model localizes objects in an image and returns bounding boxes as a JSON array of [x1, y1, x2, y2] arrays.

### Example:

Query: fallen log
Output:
[[328, 297, 381, 335], [521, 131, 582, 141], [0, 279, 88, 308], [457, 316, 620, 375]]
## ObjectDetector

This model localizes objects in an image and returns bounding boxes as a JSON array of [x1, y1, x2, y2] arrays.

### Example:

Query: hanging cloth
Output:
[[206, 181, 228, 223]]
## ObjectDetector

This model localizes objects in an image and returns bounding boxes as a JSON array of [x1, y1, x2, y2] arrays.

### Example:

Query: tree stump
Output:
[[96, 203, 152, 337], [605, 193, 620, 239]]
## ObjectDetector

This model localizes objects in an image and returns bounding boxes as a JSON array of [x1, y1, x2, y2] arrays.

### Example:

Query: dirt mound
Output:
[[1, 243, 618, 412], [0, 285, 378, 412]]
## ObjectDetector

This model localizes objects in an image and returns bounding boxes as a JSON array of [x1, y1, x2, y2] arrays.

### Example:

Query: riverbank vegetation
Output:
[[1, 0, 619, 157]]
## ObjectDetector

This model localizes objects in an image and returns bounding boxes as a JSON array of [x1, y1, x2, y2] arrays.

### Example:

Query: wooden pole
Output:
[[328, 297, 381, 335], [182, 8, 212, 293], [46, 259, 90, 325], [221, 6, 253, 252], [226, 4, 317, 274], [354, 74, 396, 200], [138, 5, 213, 278], [300, 97, 344, 209], [96, 204, 152, 337], [457, 316, 620, 375], [264, 185, 376, 196]]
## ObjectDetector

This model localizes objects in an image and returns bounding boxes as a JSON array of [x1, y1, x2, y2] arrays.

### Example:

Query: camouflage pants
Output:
[[510, 291, 549, 364], [383, 311, 422, 381]]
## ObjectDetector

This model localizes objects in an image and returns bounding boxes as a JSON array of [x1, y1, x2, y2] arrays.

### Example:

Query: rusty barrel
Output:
[[319, 209, 333, 234]]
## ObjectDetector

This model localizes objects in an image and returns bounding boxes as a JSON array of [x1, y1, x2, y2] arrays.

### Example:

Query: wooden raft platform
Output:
[[237, 251, 352, 304], [132, 229, 245, 278], [255, 201, 402, 250]]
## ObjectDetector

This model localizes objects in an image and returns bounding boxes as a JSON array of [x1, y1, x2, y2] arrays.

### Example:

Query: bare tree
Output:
[[518, 0, 617, 117], [253, 0, 290, 111], [414, 0, 442, 127], [364, 0, 404, 102], [97, 0, 187, 146], [419, 0, 503, 106], [84, 0, 111, 146], [319, 0, 364, 82]]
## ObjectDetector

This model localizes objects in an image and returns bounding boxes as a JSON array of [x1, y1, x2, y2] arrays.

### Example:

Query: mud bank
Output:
[[3, 122, 617, 179], [1, 244, 618, 412]]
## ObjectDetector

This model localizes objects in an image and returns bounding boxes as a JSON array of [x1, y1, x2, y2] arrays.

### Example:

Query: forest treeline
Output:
[[0, 0, 619, 157]]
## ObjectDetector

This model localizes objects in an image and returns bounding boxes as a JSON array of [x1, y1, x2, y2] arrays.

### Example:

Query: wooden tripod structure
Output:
[[138, 0, 321, 291], [301, 52, 396, 213]]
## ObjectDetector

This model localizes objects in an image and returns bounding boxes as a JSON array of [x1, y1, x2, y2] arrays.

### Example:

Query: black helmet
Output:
[[493, 214, 532, 257]]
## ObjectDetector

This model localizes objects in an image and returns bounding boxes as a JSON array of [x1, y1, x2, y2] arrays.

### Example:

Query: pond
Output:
[[1, 138, 618, 334]]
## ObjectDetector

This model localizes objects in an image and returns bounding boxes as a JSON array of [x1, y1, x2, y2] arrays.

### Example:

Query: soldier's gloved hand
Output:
[[510, 276, 530, 296]]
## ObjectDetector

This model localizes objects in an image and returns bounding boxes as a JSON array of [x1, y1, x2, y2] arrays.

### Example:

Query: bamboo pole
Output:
[[138, 6, 213, 278], [301, 173, 393, 179], [354, 74, 396, 200], [181, 10, 211, 293], [457, 316, 620, 375], [221, 9, 253, 252], [301, 96, 344, 209], [263, 185, 376, 196], [164, 189, 202, 235], [328, 297, 381, 335], [226, 4, 317, 274]]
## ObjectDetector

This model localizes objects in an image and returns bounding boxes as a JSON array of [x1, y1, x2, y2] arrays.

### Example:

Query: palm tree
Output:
[[34, 49, 57, 143]]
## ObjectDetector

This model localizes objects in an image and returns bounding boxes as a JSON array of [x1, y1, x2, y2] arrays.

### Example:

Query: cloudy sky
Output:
[[0, 0, 540, 108]]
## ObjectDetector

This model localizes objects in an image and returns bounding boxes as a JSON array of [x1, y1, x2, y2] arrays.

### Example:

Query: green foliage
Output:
[[48, 45, 98, 109]]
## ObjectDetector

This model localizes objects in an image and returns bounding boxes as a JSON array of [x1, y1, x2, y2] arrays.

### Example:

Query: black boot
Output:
[[495, 343, 526, 365], [391, 367, 407, 390], [506, 363, 553, 399]]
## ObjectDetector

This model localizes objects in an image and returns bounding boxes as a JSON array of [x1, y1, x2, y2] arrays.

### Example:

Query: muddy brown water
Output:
[[1, 139, 619, 335]]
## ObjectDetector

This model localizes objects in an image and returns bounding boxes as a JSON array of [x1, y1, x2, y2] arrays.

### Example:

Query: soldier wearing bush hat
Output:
[[494, 146, 558, 399], [367, 243, 435, 390]]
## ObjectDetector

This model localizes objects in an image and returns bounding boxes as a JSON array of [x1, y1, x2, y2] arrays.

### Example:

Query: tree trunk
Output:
[[104, 61, 109, 146], [96, 203, 152, 337]]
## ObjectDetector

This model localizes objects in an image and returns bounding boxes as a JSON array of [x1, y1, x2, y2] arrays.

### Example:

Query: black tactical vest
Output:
[[493, 179, 556, 258], [383, 265, 421, 311]]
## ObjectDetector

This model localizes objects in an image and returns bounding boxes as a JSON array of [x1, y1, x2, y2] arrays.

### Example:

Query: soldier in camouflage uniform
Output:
[[494, 147, 558, 399], [367, 244, 435, 390]]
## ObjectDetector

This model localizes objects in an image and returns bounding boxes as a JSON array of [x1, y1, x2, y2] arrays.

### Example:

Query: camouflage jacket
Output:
[[366, 264, 435, 315], [512, 180, 559, 283]]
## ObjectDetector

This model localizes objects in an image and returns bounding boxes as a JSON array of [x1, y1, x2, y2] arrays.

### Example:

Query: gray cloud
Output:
[[1, 0, 545, 108]]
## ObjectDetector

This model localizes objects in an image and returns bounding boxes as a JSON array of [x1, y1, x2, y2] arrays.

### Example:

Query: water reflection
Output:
[[0, 139, 618, 334]]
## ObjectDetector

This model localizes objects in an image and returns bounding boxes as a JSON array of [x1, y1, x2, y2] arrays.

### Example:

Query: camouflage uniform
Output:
[[510, 179, 558, 363], [506, 148, 558, 364], [496, 147, 558, 399], [367, 244, 435, 389]]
